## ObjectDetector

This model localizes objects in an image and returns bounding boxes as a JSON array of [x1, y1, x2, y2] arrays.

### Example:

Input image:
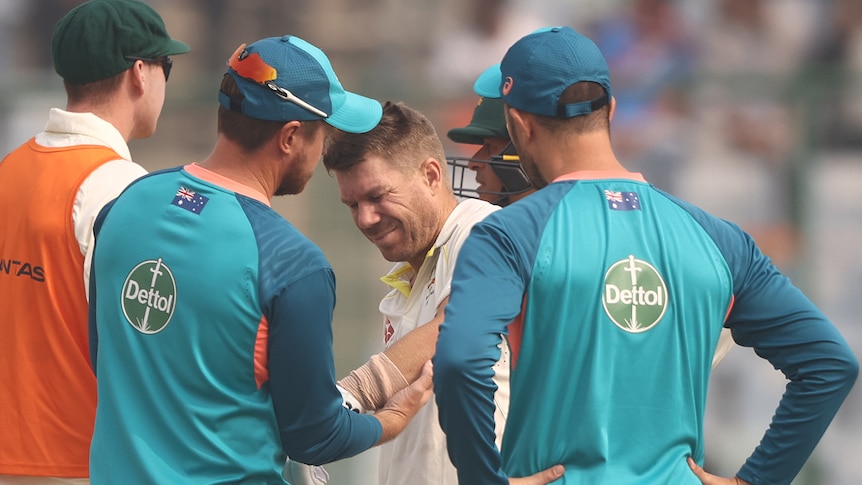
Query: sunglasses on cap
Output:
[[126, 56, 173, 81], [227, 43, 328, 119]]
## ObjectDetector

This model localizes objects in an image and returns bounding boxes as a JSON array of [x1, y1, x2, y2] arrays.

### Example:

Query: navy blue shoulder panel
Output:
[[478, 180, 580, 283], [652, 188, 757, 296], [235, 196, 332, 312]]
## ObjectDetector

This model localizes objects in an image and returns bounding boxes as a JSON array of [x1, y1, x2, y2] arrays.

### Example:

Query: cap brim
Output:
[[326, 92, 382, 133], [474, 63, 502, 98], [447, 126, 503, 145], [162, 39, 191, 56]]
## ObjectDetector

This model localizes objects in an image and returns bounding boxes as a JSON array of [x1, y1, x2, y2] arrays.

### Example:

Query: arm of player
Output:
[[383, 295, 448, 382], [704, 220, 859, 484], [270, 268, 383, 465], [284, 360, 434, 484], [435, 221, 528, 484], [372, 360, 434, 444], [337, 297, 448, 412]]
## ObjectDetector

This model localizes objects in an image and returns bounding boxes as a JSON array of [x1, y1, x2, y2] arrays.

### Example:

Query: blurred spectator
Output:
[[808, 0, 862, 67], [189, 0, 313, 72], [695, 0, 815, 171], [0, 0, 28, 151], [690, 0, 820, 270], [22, 0, 84, 70], [0, 0, 25, 75], [806, 0, 862, 148], [426, 0, 548, 158], [426, 0, 544, 98], [685, 1, 834, 481], [586, 0, 697, 193]]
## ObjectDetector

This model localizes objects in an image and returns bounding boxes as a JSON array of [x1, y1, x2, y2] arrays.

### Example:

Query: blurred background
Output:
[[2, 0, 860, 483]]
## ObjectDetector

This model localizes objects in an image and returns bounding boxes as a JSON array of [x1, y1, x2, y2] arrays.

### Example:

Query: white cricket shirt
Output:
[[377, 199, 509, 485]]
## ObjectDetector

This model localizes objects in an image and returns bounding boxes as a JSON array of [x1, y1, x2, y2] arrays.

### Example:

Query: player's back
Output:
[[89, 166, 326, 484], [499, 173, 731, 483]]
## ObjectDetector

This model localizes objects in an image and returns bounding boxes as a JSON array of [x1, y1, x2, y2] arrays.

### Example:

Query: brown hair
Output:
[[217, 73, 321, 152], [63, 73, 125, 106], [323, 100, 447, 182]]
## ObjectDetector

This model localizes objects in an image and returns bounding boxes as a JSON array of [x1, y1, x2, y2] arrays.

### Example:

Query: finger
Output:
[[413, 360, 433, 390], [412, 360, 434, 406], [510, 464, 564, 484], [420, 359, 434, 381], [687, 457, 710, 484]]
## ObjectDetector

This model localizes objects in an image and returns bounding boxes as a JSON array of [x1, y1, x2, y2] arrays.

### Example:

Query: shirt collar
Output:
[[553, 170, 646, 183], [42, 108, 132, 160], [379, 199, 497, 297]]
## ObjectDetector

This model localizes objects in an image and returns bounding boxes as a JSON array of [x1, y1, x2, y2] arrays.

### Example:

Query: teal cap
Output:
[[220, 35, 382, 133], [473, 63, 502, 99], [481, 26, 612, 118]]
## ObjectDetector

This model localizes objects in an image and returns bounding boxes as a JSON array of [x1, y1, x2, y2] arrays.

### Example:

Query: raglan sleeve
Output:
[[712, 220, 858, 485], [88, 197, 119, 374], [268, 266, 383, 465], [434, 218, 529, 485]]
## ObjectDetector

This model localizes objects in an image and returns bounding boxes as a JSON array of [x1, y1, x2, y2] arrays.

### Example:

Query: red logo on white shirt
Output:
[[384, 318, 395, 344]]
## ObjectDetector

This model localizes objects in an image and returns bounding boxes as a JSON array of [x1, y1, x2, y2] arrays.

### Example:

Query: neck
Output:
[[198, 136, 274, 199], [66, 101, 135, 141], [536, 130, 626, 181]]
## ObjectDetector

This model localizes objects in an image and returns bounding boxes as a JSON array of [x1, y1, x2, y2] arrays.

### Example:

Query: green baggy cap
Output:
[[447, 96, 509, 145], [52, 0, 190, 85]]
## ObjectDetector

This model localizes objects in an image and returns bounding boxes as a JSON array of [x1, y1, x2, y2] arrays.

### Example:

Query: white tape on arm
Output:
[[284, 457, 330, 485]]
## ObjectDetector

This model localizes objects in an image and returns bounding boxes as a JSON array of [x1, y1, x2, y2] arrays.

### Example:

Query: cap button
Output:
[[279, 35, 292, 42]]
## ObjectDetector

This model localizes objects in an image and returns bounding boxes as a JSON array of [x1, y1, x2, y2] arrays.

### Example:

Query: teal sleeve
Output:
[[434, 187, 556, 484], [269, 268, 381, 464], [677, 197, 859, 485]]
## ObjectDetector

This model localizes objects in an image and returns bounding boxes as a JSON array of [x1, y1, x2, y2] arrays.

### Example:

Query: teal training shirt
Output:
[[434, 171, 858, 485], [89, 165, 381, 484]]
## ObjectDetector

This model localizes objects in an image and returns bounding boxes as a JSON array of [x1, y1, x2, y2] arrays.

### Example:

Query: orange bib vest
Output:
[[0, 139, 120, 477]]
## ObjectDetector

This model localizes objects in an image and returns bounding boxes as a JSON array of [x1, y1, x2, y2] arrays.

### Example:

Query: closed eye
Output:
[[341, 189, 389, 210]]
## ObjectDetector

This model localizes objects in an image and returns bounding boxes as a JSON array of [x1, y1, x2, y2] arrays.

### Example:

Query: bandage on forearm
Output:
[[337, 352, 409, 412]]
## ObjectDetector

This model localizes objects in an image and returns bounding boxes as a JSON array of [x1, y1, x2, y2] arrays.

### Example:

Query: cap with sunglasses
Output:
[[220, 35, 383, 134], [125, 56, 173, 81], [52, 0, 190, 85]]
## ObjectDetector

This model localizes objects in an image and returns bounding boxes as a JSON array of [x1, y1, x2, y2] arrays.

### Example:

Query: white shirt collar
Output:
[[38, 108, 132, 160]]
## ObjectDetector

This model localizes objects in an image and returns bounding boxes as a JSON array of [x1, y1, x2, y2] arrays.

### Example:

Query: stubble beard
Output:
[[274, 171, 310, 196]]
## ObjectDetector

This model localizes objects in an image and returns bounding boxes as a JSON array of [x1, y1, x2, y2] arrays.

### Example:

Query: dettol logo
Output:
[[602, 255, 667, 333], [121, 258, 176, 334]]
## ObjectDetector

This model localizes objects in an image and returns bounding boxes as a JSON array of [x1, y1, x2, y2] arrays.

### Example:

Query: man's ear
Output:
[[506, 107, 533, 143], [609, 95, 616, 123], [128, 60, 147, 95], [421, 156, 444, 190], [276, 120, 303, 155]]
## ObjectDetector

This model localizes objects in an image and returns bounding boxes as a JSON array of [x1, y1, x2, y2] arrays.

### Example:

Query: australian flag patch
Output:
[[604, 189, 640, 211], [171, 186, 209, 214]]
